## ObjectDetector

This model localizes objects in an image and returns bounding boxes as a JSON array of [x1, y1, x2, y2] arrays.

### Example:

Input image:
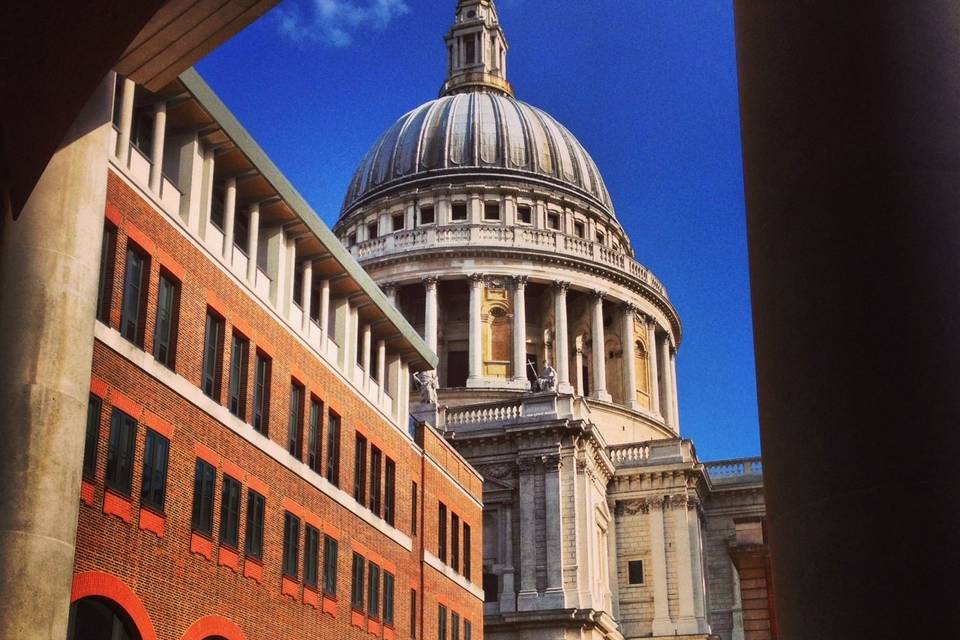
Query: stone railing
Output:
[[705, 457, 763, 483], [434, 392, 581, 430], [352, 224, 668, 297], [445, 399, 523, 426], [608, 444, 651, 467]]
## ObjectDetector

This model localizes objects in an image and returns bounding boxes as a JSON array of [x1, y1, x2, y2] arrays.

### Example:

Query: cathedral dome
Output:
[[340, 93, 614, 218]]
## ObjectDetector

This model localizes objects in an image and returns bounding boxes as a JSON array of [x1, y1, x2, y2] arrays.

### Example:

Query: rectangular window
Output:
[[304, 524, 320, 588], [438, 605, 447, 640], [120, 244, 149, 345], [451, 513, 460, 572], [191, 458, 216, 535], [201, 310, 224, 400], [253, 352, 271, 435], [393, 213, 405, 231], [326, 410, 341, 486], [411, 481, 418, 535], [308, 397, 322, 473], [228, 332, 249, 419], [288, 381, 304, 458], [140, 429, 169, 511], [419, 206, 435, 225], [547, 212, 560, 230], [153, 272, 180, 368], [574, 221, 586, 238], [370, 445, 382, 516], [367, 221, 378, 240], [465, 35, 475, 63], [219, 474, 242, 548], [351, 552, 365, 611], [97, 225, 117, 323], [354, 434, 367, 504], [293, 267, 304, 307], [323, 536, 339, 596], [463, 523, 472, 579], [452, 612, 460, 640], [438, 502, 447, 563], [516, 205, 532, 224], [596, 230, 606, 245], [234, 209, 249, 251], [368, 561, 381, 619], [464, 620, 471, 640], [283, 511, 301, 578], [627, 559, 645, 585], [484, 203, 500, 221], [105, 408, 137, 495], [384, 457, 396, 526], [383, 570, 395, 625], [451, 203, 467, 222], [410, 589, 417, 639], [83, 395, 102, 479], [244, 489, 265, 560]]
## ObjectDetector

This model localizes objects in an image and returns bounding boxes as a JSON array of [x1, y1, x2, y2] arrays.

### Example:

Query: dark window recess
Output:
[[234, 209, 250, 250], [411, 481, 418, 535], [384, 457, 396, 526], [293, 267, 303, 306], [288, 381, 304, 458], [304, 525, 320, 588], [368, 561, 381, 619], [219, 474, 241, 548], [105, 409, 137, 495], [464, 619, 472, 640], [347, 232, 357, 247], [484, 203, 500, 221], [351, 552, 365, 611], [582, 365, 591, 396], [370, 446, 382, 516], [245, 489, 266, 560], [283, 511, 301, 578], [483, 573, 499, 602], [131, 107, 154, 157], [465, 35, 475, 64], [438, 502, 448, 563], [326, 410, 341, 486], [354, 434, 367, 504], [120, 245, 148, 345], [438, 604, 448, 640], [393, 213, 405, 231], [463, 523, 472, 579], [367, 222, 378, 240], [191, 458, 216, 535], [228, 332, 249, 419], [308, 398, 322, 473], [153, 273, 180, 368], [140, 429, 169, 511], [96, 225, 117, 323], [526, 354, 539, 386], [210, 188, 225, 229], [83, 395, 102, 479], [410, 589, 417, 639], [452, 612, 460, 640], [253, 352, 271, 435], [323, 536, 339, 596], [627, 559, 645, 585], [574, 221, 586, 238], [451, 513, 460, 572], [383, 571, 395, 625], [419, 206, 435, 225], [596, 231, 605, 245], [547, 213, 560, 230], [516, 205, 532, 224], [310, 286, 321, 322], [201, 310, 224, 400], [446, 351, 468, 387], [111, 77, 124, 126], [451, 203, 467, 221]]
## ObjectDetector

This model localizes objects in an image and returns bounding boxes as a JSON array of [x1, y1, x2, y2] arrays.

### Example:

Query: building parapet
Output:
[[704, 457, 763, 485]]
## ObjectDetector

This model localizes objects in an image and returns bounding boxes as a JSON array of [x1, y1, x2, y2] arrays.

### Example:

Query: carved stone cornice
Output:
[[475, 462, 515, 482], [616, 498, 650, 516], [380, 281, 398, 294], [517, 457, 538, 474], [669, 493, 689, 509], [646, 496, 665, 511]]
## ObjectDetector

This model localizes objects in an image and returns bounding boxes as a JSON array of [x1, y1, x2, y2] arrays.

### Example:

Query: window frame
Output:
[[419, 205, 435, 226], [287, 380, 305, 458], [228, 331, 249, 420], [219, 474, 242, 549], [120, 243, 149, 346], [244, 489, 266, 561], [451, 512, 460, 572], [105, 408, 137, 496], [191, 458, 217, 536], [451, 202, 468, 222], [384, 457, 396, 526], [96, 224, 117, 323], [516, 205, 532, 225], [354, 433, 367, 504], [438, 604, 448, 640], [627, 559, 645, 585], [370, 445, 382, 516], [326, 410, 341, 486], [253, 351, 271, 435], [410, 589, 417, 639], [383, 570, 395, 626], [483, 202, 501, 222], [83, 394, 103, 480], [153, 271, 180, 368], [463, 522, 471, 579], [140, 428, 170, 512], [282, 511, 301, 579], [304, 524, 321, 589], [323, 535, 339, 596], [451, 611, 460, 640], [367, 561, 381, 620], [201, 309, 225, 401], [438, 502, 448, 563], [411, 481, 418, 535], [308, 396, 322, 473], [351, 552, 366, 612]]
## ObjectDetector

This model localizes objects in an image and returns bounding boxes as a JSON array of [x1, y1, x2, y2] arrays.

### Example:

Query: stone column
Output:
[[221, 176, 237, 260], [574, 338, 585, 397], [115, 76, 135, 163], [622, 305, 640, 410], [542, 454, 564, 606], [552, 282, 573, 393], [376, 339, 387, 403], [590, 291, 611, 402], [669, 345, 681, 433], [511, 276, 527, 384], [319, 279, 330, 343], [671, 495, 698, 634], [0, 74, 113, 640], [148, 101, 167, 194], [646, 317, 661, 416], [467, 274, 484, 384], [516, 457, 539, 610], [301, 260, 313, 333], [498, 505, 516, 612], [423, 276, 439, 354], [688, 499, 710, 633], [381, 281, 397, 306], [246, 203, 260, 284], [361, 323, 372, 391], [659, 334, 673, 428], [646, 498, 673, 635]]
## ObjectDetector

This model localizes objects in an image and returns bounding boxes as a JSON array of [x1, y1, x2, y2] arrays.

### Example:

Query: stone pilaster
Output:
[[542, 453, 564, 606], [646, 316, 661, 416], [622, 304, 640, 410], [246, 203, 260, 284], [423, 275, 439, 354], [647, 497, 673, 635], [517, 456, 539, 610], [671, 494, 699, 634]]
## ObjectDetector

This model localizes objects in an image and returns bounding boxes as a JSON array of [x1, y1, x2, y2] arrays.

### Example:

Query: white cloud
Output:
[[276, 0, 410, 47]]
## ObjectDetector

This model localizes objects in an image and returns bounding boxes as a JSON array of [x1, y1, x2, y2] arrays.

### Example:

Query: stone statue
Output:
[[535, 364, 558, 393], [413, 370, 439, 405]]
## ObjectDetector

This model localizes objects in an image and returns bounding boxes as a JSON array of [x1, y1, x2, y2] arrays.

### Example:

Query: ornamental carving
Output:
[[646, 496, 665, 511], [469, 273, 485, 285], [512, 275, 529, 289], [476, 462, 515, 482], [552, 281, 570, 292], [617, 499, 649, 516], [421, 275, 440, 288], [542, 453, 561, 471], [669, 494, 689, 509], [517, 457, 538, 474]]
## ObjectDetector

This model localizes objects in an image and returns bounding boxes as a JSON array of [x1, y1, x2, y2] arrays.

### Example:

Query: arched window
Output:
[[68, 597, 141, 640]]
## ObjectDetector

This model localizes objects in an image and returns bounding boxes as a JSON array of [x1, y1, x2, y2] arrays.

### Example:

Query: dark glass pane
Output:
[[228, 334, 248, 419], [153, 274, 178, 367], [354, 434, 367, 503], [83, 395, 102, 478], [105, 409, 136, 495], [323, 536, 339, 595], [244, 490, 265, 560], [140, 429, 169, 511], [370, 446, 382, 516], [191, 459, 216, 534], [254, 354, 271, 435], [326, 411, 341, 486], [219, 475, 241, 548], [308, 399, 321, 472], [120, 247, 146, 344], [96, 227, 116, 323]]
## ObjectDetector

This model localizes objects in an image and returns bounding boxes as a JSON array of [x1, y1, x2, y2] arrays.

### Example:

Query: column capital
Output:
[[591, 289, 606, 300], [623, 301, 639, 314], [512, 275, 529, 289], [646, 496, 665, 511], [668, 493, 689, 509], [552, 280, 570, 293], [542, 453, 562, 471], [421, 275, 440, 289], [380, 281, 398, 294], [469, 272, 485, 285], [517, 457, 538, 474]]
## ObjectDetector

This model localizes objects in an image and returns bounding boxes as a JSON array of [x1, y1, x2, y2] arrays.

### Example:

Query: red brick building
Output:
[[69, 69, 485, 640]]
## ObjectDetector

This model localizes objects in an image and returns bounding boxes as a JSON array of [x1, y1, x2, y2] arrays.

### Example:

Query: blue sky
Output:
[[196, 0, 759, 460]]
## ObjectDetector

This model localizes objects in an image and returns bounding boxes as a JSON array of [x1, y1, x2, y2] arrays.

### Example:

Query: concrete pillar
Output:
[[0, 74, 113, 640], [646, 318, 661, 416], [671, 495, 698, 634], [669, 346, 680, 433], [516, 457, 538, 609], [688, 501, 709, 633], [301, 260, 313, 333], [176, 135, 204, 231], [622, 305, 640, 410], [467, 274, 484, 384], [423, 276, 439, 353], [387, 354, 402, 423], [361, 323, 372, 390], [552, 282, 572, 393], [197, 147, 214, 240], [284, 238, 297, 317], [319, 279, 330, 342], [542, 454, 563, 604], [221, 176, 237, 260], [658, 334, 673, 428], [246, 203, 260, 284], [647, 498, 673, 635], [147, 101, 166, 194], [115, 76, 135, 164], [333, 297, 350, 371], [399, 360, 410, 430], [590, 291, 611, 402], [376, 339, 387, 403], [512, 276, 527, 384]]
